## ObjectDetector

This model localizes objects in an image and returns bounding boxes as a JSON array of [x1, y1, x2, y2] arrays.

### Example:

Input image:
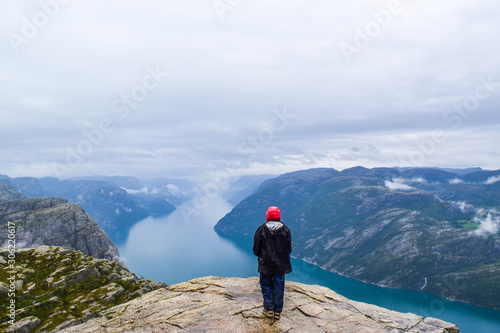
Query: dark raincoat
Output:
[[253, 221, 292, 275]]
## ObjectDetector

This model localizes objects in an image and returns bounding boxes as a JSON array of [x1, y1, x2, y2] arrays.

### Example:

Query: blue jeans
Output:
[[259, 273, 285, 313]]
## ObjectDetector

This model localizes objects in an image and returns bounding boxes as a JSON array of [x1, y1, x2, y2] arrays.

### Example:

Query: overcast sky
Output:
[[1, 0, 499, 181]]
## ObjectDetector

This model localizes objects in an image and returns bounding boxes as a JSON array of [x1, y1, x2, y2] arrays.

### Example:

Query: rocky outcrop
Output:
[[7, 176, 46, 198], [0, 183, 23, 202], [1, 174, 180, 245], [0, 197, 120, 262], [60, 276, 459, 333], [38, 177, 177, 244], [0, 246, 167, 333], [0, 247, 459, 333]]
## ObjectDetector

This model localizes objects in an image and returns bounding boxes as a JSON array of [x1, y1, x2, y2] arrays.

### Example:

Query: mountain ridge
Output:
[[0, 197, 120, 262], [215, 166, 500, 310], [0, 175, 179, 244], [58, 275, 459, 333], [0, 168, 468, 332]]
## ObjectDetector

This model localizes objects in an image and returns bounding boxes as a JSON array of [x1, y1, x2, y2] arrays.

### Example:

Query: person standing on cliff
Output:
[[253, 206, 292, 320]]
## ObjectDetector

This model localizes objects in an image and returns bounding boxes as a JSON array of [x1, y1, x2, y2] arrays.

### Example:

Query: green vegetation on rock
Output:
[[0, 246, 167, 332]]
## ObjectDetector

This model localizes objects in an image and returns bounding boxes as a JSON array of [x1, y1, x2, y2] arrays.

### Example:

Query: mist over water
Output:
[[118, 197, 500, 333]]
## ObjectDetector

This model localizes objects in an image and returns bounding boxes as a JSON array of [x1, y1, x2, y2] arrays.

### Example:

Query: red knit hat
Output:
[[266, 206, 281, 221]]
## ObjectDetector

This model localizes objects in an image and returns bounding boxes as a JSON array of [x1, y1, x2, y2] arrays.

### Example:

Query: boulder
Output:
[[6, 316, 41, 333]]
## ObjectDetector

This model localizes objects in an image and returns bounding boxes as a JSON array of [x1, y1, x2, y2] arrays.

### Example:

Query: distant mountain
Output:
[[70, 175, 193, 206], [0, 197, 120, 262], [215, 167, 500, 310], [0, 175, 46, 198], [39, 177, 177, 244], [0, 246, 167, 332], [222, 174, 276, 206], [437, 167, 483, 176], [0, 175, 183, 244], [126, 177, 193, 206], [72, 175, 144, 188], [0, 183, 23, 202], [396, 167, 483, 177]]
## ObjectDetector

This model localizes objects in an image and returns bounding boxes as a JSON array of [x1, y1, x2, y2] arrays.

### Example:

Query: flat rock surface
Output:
[[60, 276, 459, 333]]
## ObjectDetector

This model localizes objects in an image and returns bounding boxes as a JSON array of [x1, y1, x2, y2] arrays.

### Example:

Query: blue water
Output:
[[118, 197, 500, 333]]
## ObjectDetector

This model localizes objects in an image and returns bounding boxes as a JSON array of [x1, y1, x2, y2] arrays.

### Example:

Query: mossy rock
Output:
[[0, 246, 167, 332]]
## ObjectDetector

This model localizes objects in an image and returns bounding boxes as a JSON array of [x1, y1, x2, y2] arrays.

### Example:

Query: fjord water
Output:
[[118, 197, 500, 333]]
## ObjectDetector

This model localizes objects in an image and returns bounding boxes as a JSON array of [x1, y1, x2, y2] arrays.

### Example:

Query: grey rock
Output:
[[0, 281, 8, 296], [102, 283, 125, 303], [122, 275, 138, 284], [147, 280, 168, 290], [98, 263, 112, 275], [0, 198, 121, 262], [59, 276, 459, 333], [0, 183, 23, 203], [51, 276, 67, 289], [6, 316, 41, 333], [107, 273, 120, 281], [68, 267, 100, 284], [15, 280, 23, 290], [54, 319, 80, 332]]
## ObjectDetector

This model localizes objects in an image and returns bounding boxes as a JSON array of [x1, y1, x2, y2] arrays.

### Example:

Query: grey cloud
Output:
[[1, 0, 499, 179]]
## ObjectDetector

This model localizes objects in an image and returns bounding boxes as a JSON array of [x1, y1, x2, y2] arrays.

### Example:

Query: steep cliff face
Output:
[[215, 167, 500, 309], [39, 177, 176, 244], [0, 183, 23, 202], [59, 276, 459, 333], [1, 175, 179, 245], [0, 175, 46, 198], [0, 198, 120, 262]]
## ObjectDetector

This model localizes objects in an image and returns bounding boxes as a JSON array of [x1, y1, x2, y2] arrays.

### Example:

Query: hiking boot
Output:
[[262, 309, 274, 318], [274, 311, 281, 320]]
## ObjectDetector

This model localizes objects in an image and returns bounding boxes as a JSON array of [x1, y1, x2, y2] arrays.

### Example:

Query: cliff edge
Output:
[[0, 197, 120, 262], [61, 276, 459, 333]]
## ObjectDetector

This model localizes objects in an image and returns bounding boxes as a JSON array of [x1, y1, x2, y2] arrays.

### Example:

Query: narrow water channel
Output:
[[118, 196, 500, 333]]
